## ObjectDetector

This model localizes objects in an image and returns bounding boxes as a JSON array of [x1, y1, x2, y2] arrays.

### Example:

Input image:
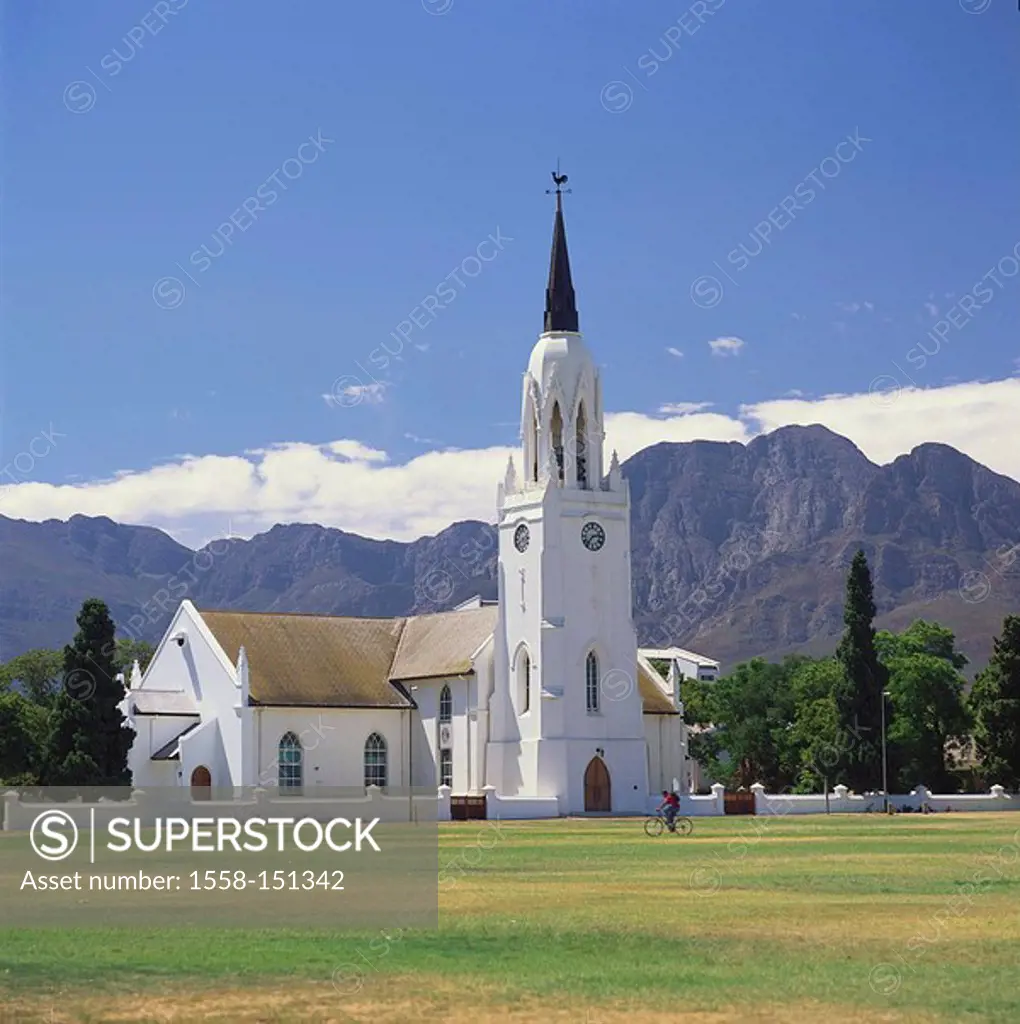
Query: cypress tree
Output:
[[45, 599, 135, 787], [834, 550, 887, 792], [970, 614, 1020, 789]]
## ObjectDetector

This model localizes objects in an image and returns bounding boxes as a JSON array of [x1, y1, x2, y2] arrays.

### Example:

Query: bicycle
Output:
[[643, 811, 693, 837]]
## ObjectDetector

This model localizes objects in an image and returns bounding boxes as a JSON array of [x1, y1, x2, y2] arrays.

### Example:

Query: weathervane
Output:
[[546, 159, 571, 198]]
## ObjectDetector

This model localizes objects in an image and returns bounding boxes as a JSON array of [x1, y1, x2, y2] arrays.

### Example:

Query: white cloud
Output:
[[3, 379, 1020, 547], [656, 402, 713, 416], [322, 382, 387, 407], [665, 347, 684, 358], [783, 389, 805, 398], [708, 336, 745, 357], [924, 301, 940, 318]]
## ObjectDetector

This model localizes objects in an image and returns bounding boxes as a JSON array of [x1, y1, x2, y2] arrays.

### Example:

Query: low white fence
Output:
[[752, 782, 1017, 815], [2, 786, 443, 831], [4, 782, 1015, 829]]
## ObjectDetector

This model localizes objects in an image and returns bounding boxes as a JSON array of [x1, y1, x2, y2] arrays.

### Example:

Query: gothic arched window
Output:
[[576, 401, 588, 488], [550, 402, 564, 482], [278, 732, 303, 792], [517, 648, 531, 715], [531, 410, 539, 482], [586, 651, 600, 713], [364, 732, 388, 788], [439, 685, 452, 723]]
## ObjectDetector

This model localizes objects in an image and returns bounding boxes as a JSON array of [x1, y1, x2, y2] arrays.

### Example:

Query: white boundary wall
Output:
[[751, 782, 1018, 816], [2, 786, 446, 831], [4, 783, 1016, 828]]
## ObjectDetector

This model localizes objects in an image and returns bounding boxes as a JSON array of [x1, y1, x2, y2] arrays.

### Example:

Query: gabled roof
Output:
[[201, 609, 410, 708], [195, 605, 679, 714], [390, 606, 498, 682], [637, 662, 679, 715], [639, 647, 720, 669], [151, 721, 200, 760]]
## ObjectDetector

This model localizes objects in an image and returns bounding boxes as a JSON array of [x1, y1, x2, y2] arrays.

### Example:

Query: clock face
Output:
[[513, 523, 530, 553], [581, 521, 605, 552]]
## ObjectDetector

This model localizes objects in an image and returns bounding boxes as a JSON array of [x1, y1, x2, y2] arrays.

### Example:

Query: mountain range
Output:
[[2, 425, 1017, 674]]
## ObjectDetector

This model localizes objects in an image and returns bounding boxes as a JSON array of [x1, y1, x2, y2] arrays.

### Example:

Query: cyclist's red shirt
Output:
[[665, 793, 680, 807]]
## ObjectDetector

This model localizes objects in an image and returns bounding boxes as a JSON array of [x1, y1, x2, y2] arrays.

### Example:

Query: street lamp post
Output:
[[881, 689, 890, 814], [408, 684, 419, 823]]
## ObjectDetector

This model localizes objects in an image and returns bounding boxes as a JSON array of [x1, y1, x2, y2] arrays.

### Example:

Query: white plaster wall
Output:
[[178, 717, 230, 795], [644, 715, 688, 795], [494, 482, 647, 813], [402, 676, 474, 792], [126, 602, 244, 789], [253, 707, 406, 791]]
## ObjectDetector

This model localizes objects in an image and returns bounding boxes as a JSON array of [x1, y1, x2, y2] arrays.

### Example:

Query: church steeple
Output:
[[544, 169, 578, 334]]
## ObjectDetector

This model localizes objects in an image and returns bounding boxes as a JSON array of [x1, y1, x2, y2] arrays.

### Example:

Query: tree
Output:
[[113, 638, 155, 676], [0, 649, 64, 705], [969, 615, 1020, 789], [877, 623, 970, 792], [0, 692, 48, 785], [44, 598, 135, 788], [788, 658, 845, 792], [834, 550, 887, 792], [876, 620, 968, 671], [684, 658, 801, 791]]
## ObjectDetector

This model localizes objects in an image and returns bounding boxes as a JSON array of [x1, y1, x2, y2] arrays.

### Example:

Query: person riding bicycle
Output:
[[658, 790, 681, 831]]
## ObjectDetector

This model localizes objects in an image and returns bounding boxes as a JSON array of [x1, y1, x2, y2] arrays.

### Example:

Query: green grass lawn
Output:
[[1, 812, 1018, 1022]]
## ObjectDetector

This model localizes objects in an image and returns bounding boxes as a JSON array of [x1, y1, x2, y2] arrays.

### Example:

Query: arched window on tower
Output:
[[517, 648, 531, 715], [439, 685, 452, 723], [576, 401, 588, 489], [550, 403, 564, 482], [586, 651, 600, 713], [532, 411, 539, 482]]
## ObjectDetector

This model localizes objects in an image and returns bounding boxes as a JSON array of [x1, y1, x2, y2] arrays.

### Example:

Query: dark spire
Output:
[[544, 168, 578, 333]]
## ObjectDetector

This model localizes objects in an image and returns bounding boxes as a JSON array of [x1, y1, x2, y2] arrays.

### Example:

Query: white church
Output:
[[124, 182, 718, 816]]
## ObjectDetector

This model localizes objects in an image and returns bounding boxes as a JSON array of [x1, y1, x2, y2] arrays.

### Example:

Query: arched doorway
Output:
[[190, 765, 211, 801], [584, 757, 611, 812]]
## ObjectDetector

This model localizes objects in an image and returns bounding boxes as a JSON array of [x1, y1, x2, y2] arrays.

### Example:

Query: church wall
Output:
[[127, 602, 245, 789], [644, 714, 689, 795], [402, 675, 477, 793], [253, 706, 406, 792], [178, 717, 231, 794]]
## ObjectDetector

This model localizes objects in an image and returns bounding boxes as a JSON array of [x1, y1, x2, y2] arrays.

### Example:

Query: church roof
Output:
[[544, 189, 579, 333], [201, 609, 410, 708], [637, 661, 678, 715], [390, 605, 498, 682], [197, 605, 678, 714]]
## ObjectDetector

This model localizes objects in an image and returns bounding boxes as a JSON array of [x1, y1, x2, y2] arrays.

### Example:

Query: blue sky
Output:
[[3, 0, 1019, 545]]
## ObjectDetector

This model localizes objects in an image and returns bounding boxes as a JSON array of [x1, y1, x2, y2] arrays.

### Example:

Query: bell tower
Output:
[[486, 170, 649, 814]]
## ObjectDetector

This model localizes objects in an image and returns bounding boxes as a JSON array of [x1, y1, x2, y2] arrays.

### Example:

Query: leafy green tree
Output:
[[0, 692, 49, 785], [876, 620, 968, 671], [969, 615, 1020, 789], [877, 623, 970, 792], [684, 658, 801, 791], [0, 649, 64, 705], [788, 658, 845, 792], [834, 550, 887, 792], [44, 599, 135, 788], [113, 638, 155, 675]]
